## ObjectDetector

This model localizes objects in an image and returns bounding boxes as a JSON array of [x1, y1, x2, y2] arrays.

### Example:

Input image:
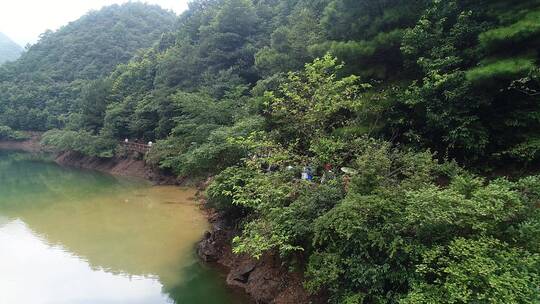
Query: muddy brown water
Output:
[[0, 151, 247, 304]]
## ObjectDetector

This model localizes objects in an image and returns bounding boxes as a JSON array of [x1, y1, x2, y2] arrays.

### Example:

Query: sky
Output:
[[0, 0, 190, 46]]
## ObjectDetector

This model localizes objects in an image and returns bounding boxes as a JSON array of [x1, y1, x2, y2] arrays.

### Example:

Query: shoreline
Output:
[[0, 132, 44, 153], [0, 134, 177, 184], [54, 150, 179, 185], [0, 136, 316, 304]]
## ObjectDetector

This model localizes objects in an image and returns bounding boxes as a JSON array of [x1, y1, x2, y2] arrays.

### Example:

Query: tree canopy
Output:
[[2, 0, 540, 302]]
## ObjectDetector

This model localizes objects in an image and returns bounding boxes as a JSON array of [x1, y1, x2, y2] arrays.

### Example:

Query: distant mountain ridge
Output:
[[0, 2, 177, 130], [8, 3, 177, 81], [0, 33, 23, 64]]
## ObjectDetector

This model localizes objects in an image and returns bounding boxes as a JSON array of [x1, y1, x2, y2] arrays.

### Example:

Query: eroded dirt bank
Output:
[[54, 151, 177, 184], [0, 134, 176, 184], [0, 132, 44, 153]]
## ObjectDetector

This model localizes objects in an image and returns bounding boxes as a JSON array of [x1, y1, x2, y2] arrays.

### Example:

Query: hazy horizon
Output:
[[0, 0, 190, 46]]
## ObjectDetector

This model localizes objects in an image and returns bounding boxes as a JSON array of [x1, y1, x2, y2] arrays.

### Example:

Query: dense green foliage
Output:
[[2, 0, 540, 302], [7, 0, 535, 167], [208, 59, 540, 303], [0, 125, 27, 141], [0, 3, 176, 130], [392, 1, 540, 166], [0, 33, 23, 64], [41, 129, 116, 158]]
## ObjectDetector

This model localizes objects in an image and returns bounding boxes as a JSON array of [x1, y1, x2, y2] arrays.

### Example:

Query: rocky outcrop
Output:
[[197, 209, 319, 304]]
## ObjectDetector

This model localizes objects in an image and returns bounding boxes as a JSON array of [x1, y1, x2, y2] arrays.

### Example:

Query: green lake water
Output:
[[0, 150, 246, 304]]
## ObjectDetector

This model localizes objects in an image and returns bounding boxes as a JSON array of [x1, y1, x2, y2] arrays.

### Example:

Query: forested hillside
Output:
[[0, 33, 23, 64], [37, 0, 540, 167], [4, 0, 540, 303], [0, 3, 176, 130]]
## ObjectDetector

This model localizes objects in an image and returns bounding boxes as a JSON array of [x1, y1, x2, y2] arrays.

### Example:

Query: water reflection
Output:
[[0, 151, 245, 304], [0, 220, 170, 304]]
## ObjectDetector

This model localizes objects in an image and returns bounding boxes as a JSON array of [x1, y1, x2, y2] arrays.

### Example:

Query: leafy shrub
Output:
[[206, 166, 254, 216], [232, 178, 345, 259], [0, 125, 29, 141], [305, 170, 540, 303], [150, 115, 264, 176], [41, 129, 117, 158], [479, 10, 540, 51], [466, 58, 536, 86], [499, 136, 540, 163], [403, 237, 540, 304]]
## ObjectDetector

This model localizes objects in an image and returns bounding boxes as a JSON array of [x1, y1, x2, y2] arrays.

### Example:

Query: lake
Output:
[[0, 150, 245, 304]]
